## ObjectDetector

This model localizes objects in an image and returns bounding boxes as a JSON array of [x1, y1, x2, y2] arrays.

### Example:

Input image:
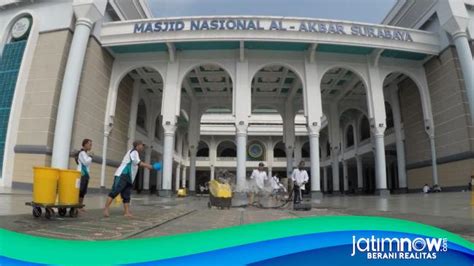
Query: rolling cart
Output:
[[25, 202, 84, 219]]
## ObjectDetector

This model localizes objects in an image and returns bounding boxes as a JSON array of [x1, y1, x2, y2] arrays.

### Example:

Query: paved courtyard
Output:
[[0, 187, 472, 242]]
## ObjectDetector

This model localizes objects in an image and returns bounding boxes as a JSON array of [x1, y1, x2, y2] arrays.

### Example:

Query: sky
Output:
[[148, 0, 397, 24]]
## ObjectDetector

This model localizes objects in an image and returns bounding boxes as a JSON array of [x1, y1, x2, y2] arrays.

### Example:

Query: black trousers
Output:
[[108, 174, 133, 203], [293, 185, 302, 204], [79, 174, 90, 198]]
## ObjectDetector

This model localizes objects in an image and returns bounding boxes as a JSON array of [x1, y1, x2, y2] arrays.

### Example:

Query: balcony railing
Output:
[[217, 157, 237, 161]]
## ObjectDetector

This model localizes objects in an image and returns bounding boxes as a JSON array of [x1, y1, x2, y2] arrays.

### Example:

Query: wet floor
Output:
[[1, 187, 472, 242]]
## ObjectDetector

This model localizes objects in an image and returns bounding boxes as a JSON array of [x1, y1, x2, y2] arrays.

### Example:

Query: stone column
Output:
[[187, 101, 200, 193], [356, 155, 363, 192], [236, 124, 248, 191], [181, 166, 187, 188], [323, 167, 328, 192], [308, 126, 322, 198], [368, 63, 389, 197], [329, 104, 340, 194], [143, 146, 152, 190], [52, 4, 104, 168], [127, 81, 140, 148], [374, 131, 389, 195], [210, 165, 215, 180], [175, 164, 181, 191], [189, 146, 197, 192], [439, 1, 473, 122], [390, 87, 407, 191], [429, 135, 439, 186], [234, 58, 251, 193], [342, 160, 348, 192], [161, 124, 176, 196], [285, 145, 294, 178], [159, 60, 180, 197]]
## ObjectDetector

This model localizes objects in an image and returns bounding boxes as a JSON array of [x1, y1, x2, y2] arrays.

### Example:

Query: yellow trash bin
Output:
[[58, 169, 81, 205], [33, 167, 59, 204], [177, 188, 187, 197]]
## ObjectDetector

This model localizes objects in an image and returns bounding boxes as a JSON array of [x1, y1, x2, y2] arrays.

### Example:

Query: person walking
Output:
[[103, 140, 153, 217]]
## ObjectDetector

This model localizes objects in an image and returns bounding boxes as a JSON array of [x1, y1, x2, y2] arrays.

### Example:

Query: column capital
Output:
[[451, 31, 469, 40], [307, 123, 321, 137], [373, 132, 385, 138], [188, 144, 197, 154], [437, 0, 469, 36], [163, 123, 176, 135], [75, 18, 94, 29], [73, 1, 106, 25], [371, 120, 386, 136], [235, 122, 248, 135]]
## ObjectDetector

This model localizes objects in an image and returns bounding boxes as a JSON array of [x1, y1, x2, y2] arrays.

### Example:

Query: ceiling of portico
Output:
[[339, 108, 364, 125], [125, 65, 370, 118], [183, 64, 233, 99], [125, 64, 407, 121], [126, 67, 164, 100], [251, 65, 302, 99], [321, 68, 366, 101]]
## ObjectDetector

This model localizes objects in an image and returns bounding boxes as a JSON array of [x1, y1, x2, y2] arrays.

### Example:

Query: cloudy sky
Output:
[[148, 0, 397, 24]]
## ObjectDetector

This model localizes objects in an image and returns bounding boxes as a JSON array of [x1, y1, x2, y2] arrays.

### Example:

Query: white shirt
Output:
[[115, 150, 141, 183], [270, 176, 281, 190], [423, 185, 430, 193], [291, 169, 309, 190], [250, 169, 268, 190], [76, 150, 92, 176]]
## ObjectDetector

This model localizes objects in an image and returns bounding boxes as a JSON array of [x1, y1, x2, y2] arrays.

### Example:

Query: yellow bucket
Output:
[[33, 167, 59, 204], [58, 169, 81, 205], [114, 194, 123, 205]]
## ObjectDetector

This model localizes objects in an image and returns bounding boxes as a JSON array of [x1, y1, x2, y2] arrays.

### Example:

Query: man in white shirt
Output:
[[248, 162, 268, 205], [291, 161, 309, 204], [269, 174, 287, 200], [75, 138, 93, 211], [422, 184, 430, 193], [104, 140, 153, 217]]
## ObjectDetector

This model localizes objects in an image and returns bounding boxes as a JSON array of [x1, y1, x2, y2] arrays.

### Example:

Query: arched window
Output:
[[273, 141, 286, 158], [346, 125, 354, 147], [217, 141, 236, 157], [136, 99, 147, 131], [301, 142, 310, 158], [196, 141, 209, 157], [360, 116, 370, 141], [0, 15, 32, 173]]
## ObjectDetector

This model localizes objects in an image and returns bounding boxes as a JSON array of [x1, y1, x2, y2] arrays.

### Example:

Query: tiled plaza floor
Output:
[[1, 187, 472, 242]]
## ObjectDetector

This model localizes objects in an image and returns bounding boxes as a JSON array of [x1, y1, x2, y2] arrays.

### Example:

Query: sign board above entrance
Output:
[[101, 16, 440, 55], [133, 18, 414, 42]]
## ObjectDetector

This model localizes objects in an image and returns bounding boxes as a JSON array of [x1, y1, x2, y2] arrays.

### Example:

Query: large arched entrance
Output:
[[251, 64, 305, 186]]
